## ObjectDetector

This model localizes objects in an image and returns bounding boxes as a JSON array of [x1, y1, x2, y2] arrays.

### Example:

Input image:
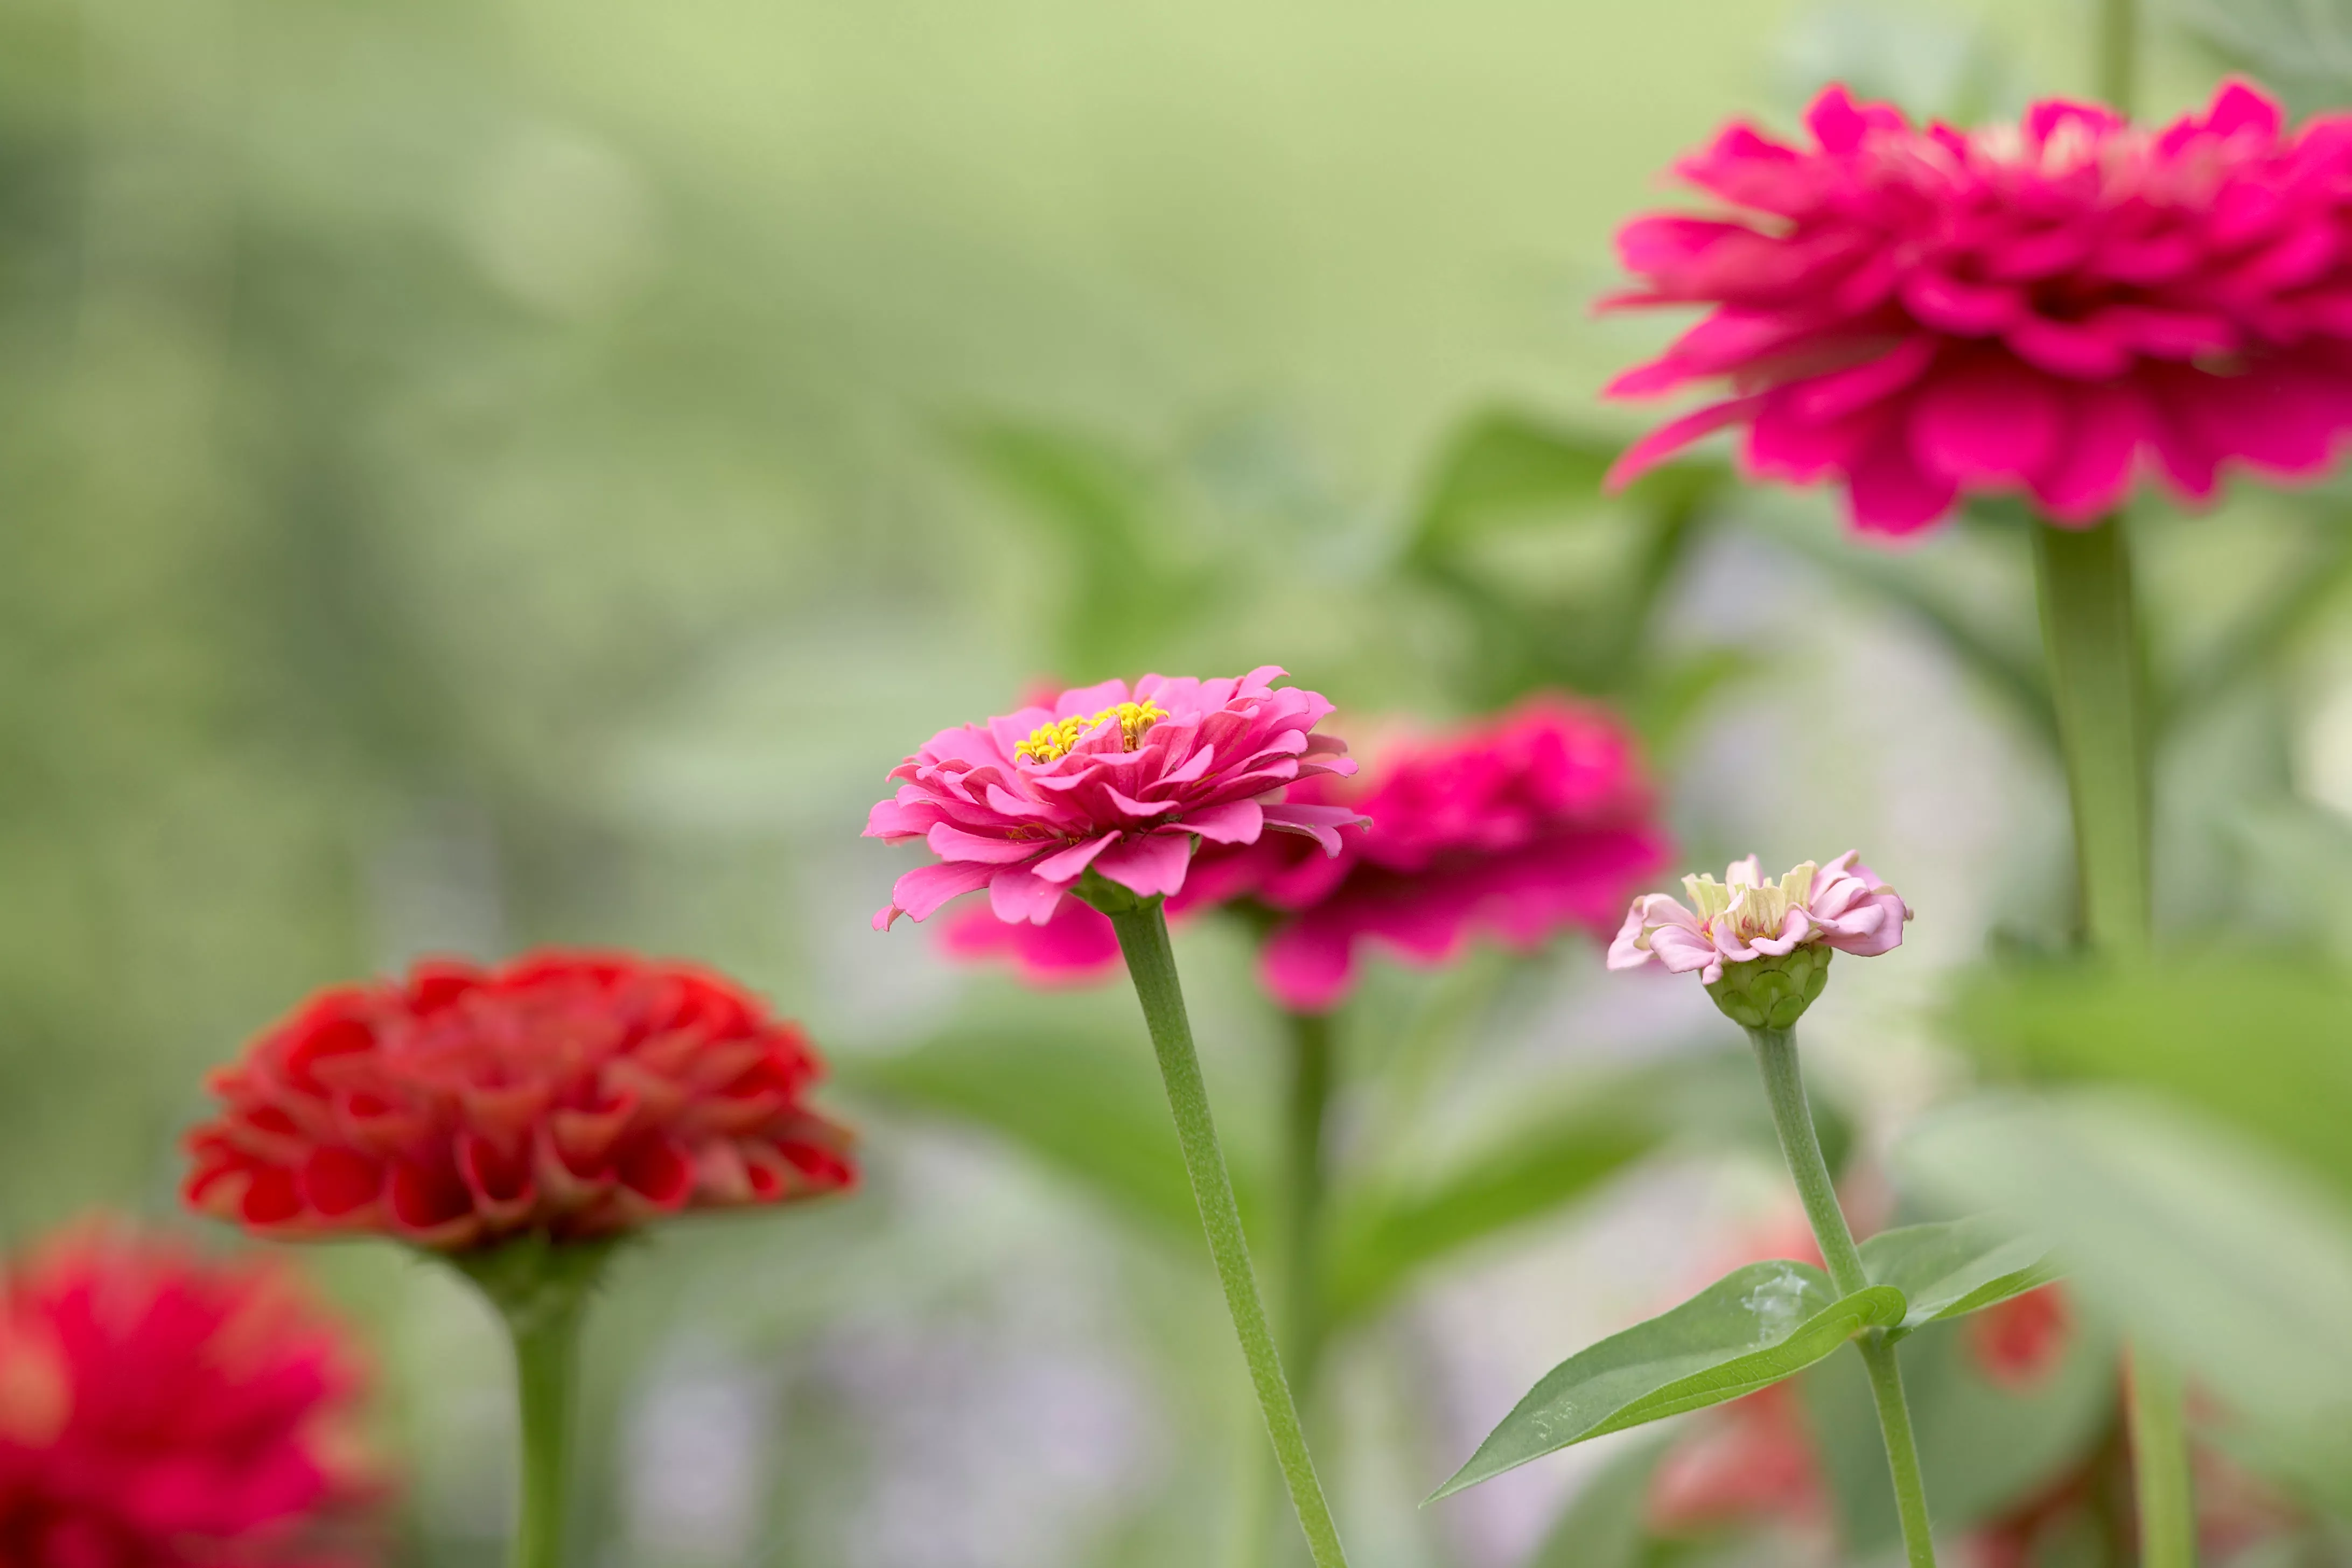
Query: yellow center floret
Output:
[[1014, 699, 1170, 765]]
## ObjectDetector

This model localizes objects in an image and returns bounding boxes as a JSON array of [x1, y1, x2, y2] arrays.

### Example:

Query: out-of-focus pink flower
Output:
[[937, 696, 1668, 1010], [0, 1223, 380, 1567], [867, 668, 1363, 932], [1609, 852, 1910, 986], [1605, 79, 2352, 536], [1648, 1381, 1826, 1535]]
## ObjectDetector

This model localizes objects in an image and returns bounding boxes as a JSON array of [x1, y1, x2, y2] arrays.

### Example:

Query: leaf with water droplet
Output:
[[1429, 1260, 1905, 1501]]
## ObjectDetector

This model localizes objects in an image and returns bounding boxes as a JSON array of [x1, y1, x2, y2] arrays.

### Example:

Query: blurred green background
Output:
[[8, 0, 2352, 1563]]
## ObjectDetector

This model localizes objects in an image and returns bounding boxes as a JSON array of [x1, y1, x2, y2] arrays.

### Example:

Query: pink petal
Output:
[[989, 867, 1066, 926], [1605, 396, 1766, 489], [877, 859, 1000, 929], [1909, 356, 2062, 484], [1033, 832, 1118, 884], [1184, 799, 1265, 845], [1092, 832, 1195, 899], [1261, 801, 1371, 857], [1843, 419, 1959, 537], [926, 823, 1053, 864], [2030, 382, 2145, 523]]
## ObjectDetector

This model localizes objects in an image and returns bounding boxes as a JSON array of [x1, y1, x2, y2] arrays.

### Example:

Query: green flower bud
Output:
[[1704, 945, 1832, 1031]]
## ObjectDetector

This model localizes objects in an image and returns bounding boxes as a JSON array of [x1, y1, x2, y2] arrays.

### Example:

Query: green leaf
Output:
[[1404, 410, 1620, 562], [1858, 1217, 2057, 1338], [1521, 1431, 1674, 1568], [1897, 1090, 2352, 1514], [1322, 1087, 1663, 1327], [838, 1023, 1269, 1246], [1430, 1261, 1906, 1501]]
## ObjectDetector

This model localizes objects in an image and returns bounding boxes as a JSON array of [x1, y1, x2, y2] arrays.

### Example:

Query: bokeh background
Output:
[[8, 0, 2352, 1563]]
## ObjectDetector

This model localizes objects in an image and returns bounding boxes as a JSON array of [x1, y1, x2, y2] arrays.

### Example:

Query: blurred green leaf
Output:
[[1858, 1218, 2057, 1338], [1800, 1294, 2118, 1552], [1431, 1262, 1905, 1500], [840, 1023, 1269, 1248], [1898, 1090, 2352, 1511], [1322, 1082, 1663, 1327], [1521, 1432, 1673, 1568], [1405, 411, 1619, 564], [958, 422, 1215, 675], [2159, 512, 2352, 739], [1948, 956, 2352, 1203], [2175, 0, 2352, 118]]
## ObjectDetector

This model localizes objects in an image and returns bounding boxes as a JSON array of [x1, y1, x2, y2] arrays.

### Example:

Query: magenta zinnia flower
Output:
[[939, 695, 1670, 1011], [1606, 79, 2352, 535], [867, 667, 1366, 930]]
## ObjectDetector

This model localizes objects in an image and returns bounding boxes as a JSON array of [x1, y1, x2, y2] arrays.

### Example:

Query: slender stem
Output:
[[1106, 902, 1351, 1568], [1280, 1007, 1334, 1391], [506, 1292, 584, 1568], [1748, 1027, 1937, 1568], [2096, 0, 2137, 115], [2033, 516, 2197, 1566], [2033, 518, 2152, 957], [2130, 1347, 2197, 1568]]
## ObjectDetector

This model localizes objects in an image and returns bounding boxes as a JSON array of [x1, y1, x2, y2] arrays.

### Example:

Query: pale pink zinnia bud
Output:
[[1605, 79, 2352, 537], [1608, 852, 1909, 1027], [867, 667, 1367, 930]]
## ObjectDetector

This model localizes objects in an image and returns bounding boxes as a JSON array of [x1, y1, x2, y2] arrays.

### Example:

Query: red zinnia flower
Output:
[[942, 695, 1669, 1011], [0, 1223, 379, 1567], [1606, 79, 2352, 535], [184, 950, 855, 1250]]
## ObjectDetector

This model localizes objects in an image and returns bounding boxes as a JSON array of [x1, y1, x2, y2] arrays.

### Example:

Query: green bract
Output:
[[1705, 945, 1832, 1030]]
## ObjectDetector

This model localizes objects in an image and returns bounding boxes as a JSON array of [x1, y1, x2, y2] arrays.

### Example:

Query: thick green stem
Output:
[[2033, 516, 2197, 1566], [2096, 0, 2137, 114], [2033, 519, 2153, 957], [1105, 902, 1350, 1568], [2130, 1350, 2196, 1568], [1749, 1028, 1937, 1568], [507, 1294, 584, 1568], [450, 1236, 614, 1568], [1280, 1007, 1334, 1392]]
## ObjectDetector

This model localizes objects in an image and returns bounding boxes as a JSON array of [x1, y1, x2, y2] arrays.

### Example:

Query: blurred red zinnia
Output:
[[944, 695, 1669, 1010], [1606, 79, 2352, 535], [185, 950, 855, 1250], [0, 1224, 378, 1567]]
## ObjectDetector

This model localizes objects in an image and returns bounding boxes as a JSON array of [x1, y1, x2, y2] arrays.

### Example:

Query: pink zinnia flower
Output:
[[939, 695, 1670, 1011], [866, 667, 1366, 931], [1605, 79, 2352, 536], [1608, 852, 1910, 986]]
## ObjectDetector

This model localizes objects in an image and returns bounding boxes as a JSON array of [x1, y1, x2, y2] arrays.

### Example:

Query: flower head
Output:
[[866, 666, 1366, 930], [185, 950, 855, 1251], [1606, 79, 2352, 536], [939, 695, 1669, 1010], [1609, 852, 1909, 1025], [0, 1223, 379, 1567]]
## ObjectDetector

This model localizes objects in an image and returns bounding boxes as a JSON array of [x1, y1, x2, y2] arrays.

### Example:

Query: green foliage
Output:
[[1431, 1261, 1906, 1500], [1900, 1090, 2352, 1513], [1858, 1218, 2056, 1339], [1799, 1301, 2118, 1554], [1521, 1433, 1673, 1568]]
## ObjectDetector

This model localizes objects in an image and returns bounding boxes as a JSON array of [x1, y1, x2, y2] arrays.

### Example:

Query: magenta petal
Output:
[[1261, 801, 1370, 857], [884, 859, 1001, 927], [1605, 396, 1766, 488], [1184, 799, 1265, 844], [1909, 357, 2062, 482], [2031, 383, 2145, 523], [1033, 832, 1117, 884], [989, 867, 1065, 925], [941, 895, 1123, 984], [1259, 921, 1356, 1012], [1092, 832, 1194, 899], [926, 823, 1052, 864], [1843, 418, 1959, 536]]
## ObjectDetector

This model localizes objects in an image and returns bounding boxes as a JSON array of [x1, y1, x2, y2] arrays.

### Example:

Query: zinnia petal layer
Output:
[[1607, 78, 2352, 536], [184, 951, 856, 1250]]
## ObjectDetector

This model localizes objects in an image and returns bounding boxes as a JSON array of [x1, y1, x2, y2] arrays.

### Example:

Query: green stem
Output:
[[2096, 0, 2137, 114], [2130, 1349, 2197, 1568], [1280, 1007, 1334, 1392], [507, 1294, 583, 1568], [2033, 519, 2153, 957], [1106, 901, 1351, 1568], [2033, 516, 2197, 1567], [1748, 1027, 1937, 1568], [450, 1236, 614, 1568]]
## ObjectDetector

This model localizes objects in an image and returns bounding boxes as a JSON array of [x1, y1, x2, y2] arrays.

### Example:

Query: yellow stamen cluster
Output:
[[1014, 699, 1170, 765]]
